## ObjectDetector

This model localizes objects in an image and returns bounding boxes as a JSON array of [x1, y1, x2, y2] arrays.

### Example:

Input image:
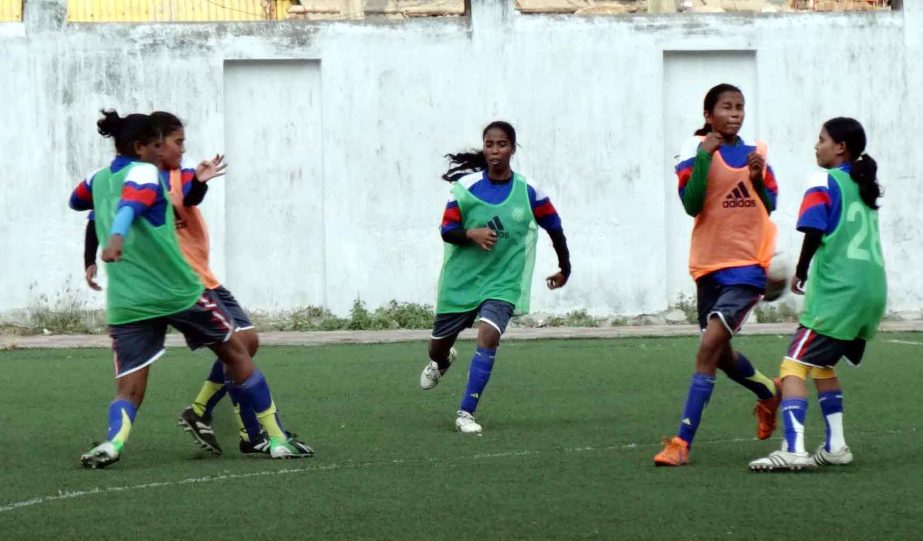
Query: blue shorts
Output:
[[109, 291, 234, 378], [431, 299, 515, 339], [210, 286, 254, 331], [696, 274, 762, 334], [786, 326, 867, 368]]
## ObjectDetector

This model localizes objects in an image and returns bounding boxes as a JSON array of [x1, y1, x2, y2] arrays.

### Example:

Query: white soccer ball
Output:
[[764, 253, 790, 302]]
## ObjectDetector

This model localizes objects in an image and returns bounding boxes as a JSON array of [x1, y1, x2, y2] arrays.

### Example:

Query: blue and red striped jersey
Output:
[[675, 136, 779, 209], [440, 171, 563, 235], [797, 164, 849, 234], [68, 156, 167, 227]]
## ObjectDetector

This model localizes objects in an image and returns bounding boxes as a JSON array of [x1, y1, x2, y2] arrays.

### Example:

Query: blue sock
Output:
[[720, 352, 776, 400], [459, 347, 496, 414], [676, 373, 715, 447], [818, 391, 844, 451], [226, 378, 262, 442], [206, 359, 225, 384], [232, 368, 286, 439], [233, 368, 273, 413], [107, 399, 138, 448], [781, 397, 808, 453]]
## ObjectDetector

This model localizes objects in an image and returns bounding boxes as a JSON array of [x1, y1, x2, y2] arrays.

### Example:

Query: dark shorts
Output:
[[109, 291, 234, 378], [786, 325, 867, 368], [431, 299, 515, 339], [696, 274, 762, 334], [210, 286, 254, 331]]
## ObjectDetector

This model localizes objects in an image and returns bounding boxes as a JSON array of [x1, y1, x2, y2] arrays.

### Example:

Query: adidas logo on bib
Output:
[[723, 181, 757, 208]]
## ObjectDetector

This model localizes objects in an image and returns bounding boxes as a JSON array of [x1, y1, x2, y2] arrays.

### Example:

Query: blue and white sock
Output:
[[459, 347, 496, 414]]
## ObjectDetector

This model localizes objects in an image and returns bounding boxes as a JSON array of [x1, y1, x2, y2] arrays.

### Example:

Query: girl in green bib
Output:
[[749, 117, 886, 471], [418, 121, 572, 434]]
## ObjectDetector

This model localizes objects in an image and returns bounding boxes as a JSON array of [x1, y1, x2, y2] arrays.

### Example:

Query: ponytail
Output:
[[851, 153, 881, 210], [442, 151, 487, 182], [441, 120, 517, 182], [96, 109, 161, 158], [823, 117, 882, 210], [694, 124, 712, 136]]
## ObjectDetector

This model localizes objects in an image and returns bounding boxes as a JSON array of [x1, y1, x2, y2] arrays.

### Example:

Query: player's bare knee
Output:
[[476, 325, 500, 349]]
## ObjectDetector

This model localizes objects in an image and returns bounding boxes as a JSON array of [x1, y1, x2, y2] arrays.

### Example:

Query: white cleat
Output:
[[749, 449, 816, 472], [455, 410, 482, 435], [80, 441, 121, 469], [813, 444, 853, 466], [420, 347, 457, 390]]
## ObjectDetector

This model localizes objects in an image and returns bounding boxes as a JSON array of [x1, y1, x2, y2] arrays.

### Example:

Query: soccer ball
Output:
[[763, 253, 789, 302]]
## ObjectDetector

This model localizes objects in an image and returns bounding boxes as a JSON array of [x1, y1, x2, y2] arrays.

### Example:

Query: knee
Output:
[[245, 331, 260, 357]]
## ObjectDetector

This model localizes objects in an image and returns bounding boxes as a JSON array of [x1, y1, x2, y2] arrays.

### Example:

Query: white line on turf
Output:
[[885, 339, 923, 346], [1, 428, 915, 514]]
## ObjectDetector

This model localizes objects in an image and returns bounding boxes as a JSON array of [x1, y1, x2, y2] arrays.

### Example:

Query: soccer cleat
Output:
[[80, 441, 121, 469], [269, 435, 314, 459], [177, 406, 222, 456], [420, 347, 457, 390], [813, 444, 853, 466], [239, 433, 271, 456], [653, 436, 689, 466], [748, 449, 816, 472], [455, 410, 482, 434], [754, 377, 783, 440]]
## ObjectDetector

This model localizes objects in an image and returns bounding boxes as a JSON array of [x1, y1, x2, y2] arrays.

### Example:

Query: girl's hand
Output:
[[195, 154, 227, 182], [466, 227, 497, 251], [699, 132, 723, 155], [85, 264, 102, 291], [791, 275, 805, 295], [101, 235, 124, 262], [747, 152, 765, 183], [546, 272, 568, 289]]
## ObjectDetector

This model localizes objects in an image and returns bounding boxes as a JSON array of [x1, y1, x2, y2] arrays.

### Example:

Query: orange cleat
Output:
[[653, 436, 689, 466], [754, 377, 783, 440]]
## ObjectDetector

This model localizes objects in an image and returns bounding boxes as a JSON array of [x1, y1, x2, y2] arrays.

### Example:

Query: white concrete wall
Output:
[[1, 0, 920, 318]]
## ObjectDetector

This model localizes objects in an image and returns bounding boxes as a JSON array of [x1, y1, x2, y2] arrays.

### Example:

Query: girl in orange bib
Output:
[[654, 84, 782, 466]]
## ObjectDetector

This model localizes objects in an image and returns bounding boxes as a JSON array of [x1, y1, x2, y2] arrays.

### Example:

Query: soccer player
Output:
[[70, 110, 308, 468], [418, 121, 571, 434], [84, 111, 312, 457], [654, 84, 782, 466], [749, 117, 885, 471]]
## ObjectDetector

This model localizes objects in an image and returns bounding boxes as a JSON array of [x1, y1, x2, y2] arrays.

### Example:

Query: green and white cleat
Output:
[[269, 435, 314, 459], [80, 441, 121, 469], [420, 347, 457, 390], [749, 449, 816, 472], [813, 444, 853, 466]]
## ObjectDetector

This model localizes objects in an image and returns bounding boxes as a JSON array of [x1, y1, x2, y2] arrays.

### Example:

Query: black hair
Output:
[[150, 111, 184, 137], [97, 109, 161, 158], [442, 121, 517, 182], [694, 83, 743, 136], [823, 117, 881, 210]]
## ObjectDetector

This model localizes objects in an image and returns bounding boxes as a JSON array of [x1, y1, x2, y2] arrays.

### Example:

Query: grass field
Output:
[[1, 334, 921, 540]]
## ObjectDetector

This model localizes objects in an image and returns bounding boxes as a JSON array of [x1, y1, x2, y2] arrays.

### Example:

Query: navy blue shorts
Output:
[[786, 326, 867, 368], [210, 286, 254, 331], [696, 274, 762, 334], [109, 291, 234, 378], [431, 299, 515, 339]]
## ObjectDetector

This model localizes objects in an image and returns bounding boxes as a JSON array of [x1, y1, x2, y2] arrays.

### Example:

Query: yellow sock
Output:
[[192, 381, 224, 417], [747, 371, 777, 397], [255, 401, 285, 439]]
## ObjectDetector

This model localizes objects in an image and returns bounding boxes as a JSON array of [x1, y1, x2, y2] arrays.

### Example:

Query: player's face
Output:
[[704, 91, 745, 139], [135, 138, 163, 166], [815, 127, 847, 169], [160, 127, 185, 171], [482, 128, 514, 174]]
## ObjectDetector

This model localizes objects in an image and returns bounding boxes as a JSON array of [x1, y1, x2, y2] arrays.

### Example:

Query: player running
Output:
[[418, 121, 572, 435], [654, 84, 782, 466]]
